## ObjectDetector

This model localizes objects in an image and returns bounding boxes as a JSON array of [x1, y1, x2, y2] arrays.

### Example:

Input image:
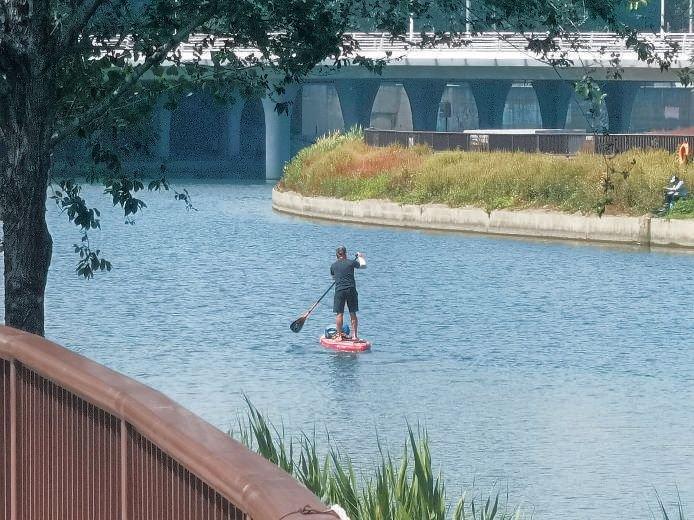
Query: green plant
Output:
[[235, 401, 688, 520], [655, 488, 687, 520], [234, 400, 526, 520], [280, 136, 694, 219], [663, 197, 694, 219]]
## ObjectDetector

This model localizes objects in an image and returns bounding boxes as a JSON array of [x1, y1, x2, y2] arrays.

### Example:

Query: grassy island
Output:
[[279, 129, 694, 219]]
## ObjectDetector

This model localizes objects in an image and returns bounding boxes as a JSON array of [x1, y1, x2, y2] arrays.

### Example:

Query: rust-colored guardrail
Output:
[[0, 326, 335, 520], [365, 128, 694, 155]]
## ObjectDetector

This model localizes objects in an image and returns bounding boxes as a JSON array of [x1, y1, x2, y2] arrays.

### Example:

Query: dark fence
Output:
[[0, 326, 334, 520], [594, 134, 694, 155], [366, 129, 470, 150], [365, 129, 694, 155]]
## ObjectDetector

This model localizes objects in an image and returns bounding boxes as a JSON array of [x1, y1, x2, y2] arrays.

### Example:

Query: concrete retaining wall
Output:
[[272, 189, 694, 249]]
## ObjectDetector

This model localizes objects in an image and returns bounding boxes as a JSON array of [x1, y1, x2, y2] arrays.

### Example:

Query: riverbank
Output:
[[272, 188, 694, 248], [279, 129, 694, 219]]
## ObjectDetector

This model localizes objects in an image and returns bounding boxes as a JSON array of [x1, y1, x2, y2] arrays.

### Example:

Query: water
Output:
[[3, 181, 694, 519]]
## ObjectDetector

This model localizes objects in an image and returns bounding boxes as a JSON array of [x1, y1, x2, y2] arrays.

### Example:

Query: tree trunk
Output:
[[2, 136, 53, 336], [1, 75, 55, 336]]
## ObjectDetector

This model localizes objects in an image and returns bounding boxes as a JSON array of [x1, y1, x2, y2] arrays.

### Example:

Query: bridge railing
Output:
[[111, 31, 693, 61], [345, 31, 694, 54], [0, 326, 334, 520], [365, 128, 694, 155]]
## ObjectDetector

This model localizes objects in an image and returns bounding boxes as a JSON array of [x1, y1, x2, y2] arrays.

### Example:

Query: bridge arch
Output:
[[629, 83, 692, 132], [370, 83, 413, 130], [294, 84, 344, 149], [566, 96, 608, 132], [437, 84, 479, 131], [503, 83, 543, 129]]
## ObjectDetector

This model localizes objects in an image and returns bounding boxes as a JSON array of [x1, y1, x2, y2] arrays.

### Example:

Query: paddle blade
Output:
[[290, 315, 306, 333]]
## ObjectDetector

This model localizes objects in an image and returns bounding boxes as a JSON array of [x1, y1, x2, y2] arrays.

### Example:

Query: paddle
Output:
[[290, 281, 336, 333]]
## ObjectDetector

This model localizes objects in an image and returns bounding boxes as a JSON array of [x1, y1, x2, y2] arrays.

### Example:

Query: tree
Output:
[[0, 0, 681, 336], [0, 0, 397, 335]]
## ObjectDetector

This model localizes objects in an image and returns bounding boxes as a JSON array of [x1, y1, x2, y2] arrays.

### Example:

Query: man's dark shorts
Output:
[[333, 287, 358, 313]]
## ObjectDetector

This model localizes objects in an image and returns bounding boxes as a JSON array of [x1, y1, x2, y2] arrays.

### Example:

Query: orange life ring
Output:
[[678, 142, 690, 164]]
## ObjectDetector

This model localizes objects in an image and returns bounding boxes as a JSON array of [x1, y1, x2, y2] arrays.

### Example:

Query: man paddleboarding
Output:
[[330, 246, 366, 341]]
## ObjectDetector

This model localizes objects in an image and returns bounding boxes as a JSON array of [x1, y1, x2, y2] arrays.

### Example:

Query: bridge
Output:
[[102, 32, 694, 179]]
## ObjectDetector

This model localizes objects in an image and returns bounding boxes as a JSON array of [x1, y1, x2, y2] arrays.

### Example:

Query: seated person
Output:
[[664, 175, 688, 209]]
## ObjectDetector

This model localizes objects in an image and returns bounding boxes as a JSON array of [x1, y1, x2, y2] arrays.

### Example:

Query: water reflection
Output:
[[327, 352, 361, 394]]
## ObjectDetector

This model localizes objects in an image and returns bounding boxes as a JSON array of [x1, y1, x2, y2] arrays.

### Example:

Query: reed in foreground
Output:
[[279, 130, 694, 218], [235, 398, 526, 520], [233, 399, 688, 520]]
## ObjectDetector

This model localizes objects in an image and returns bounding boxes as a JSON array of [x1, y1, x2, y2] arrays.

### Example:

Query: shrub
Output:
[[280, 136, 694, 218]]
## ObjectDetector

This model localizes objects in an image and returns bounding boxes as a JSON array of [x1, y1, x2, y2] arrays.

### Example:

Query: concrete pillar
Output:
[[470, 80, 512, 129], [156, 104, 172, 160], [261, 86, 298, 181], [335, 79, 381, 129], [226, 101, 244, 158], [532, 80, 573, 129], [602, 82, 640, 133], [402, 79, 448, 131]]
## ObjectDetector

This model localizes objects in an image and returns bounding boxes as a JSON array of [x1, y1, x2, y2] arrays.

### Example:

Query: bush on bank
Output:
[[279, 129, 694, 218]]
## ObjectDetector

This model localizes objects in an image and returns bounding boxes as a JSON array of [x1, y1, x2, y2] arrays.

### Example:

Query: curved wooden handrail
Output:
[[0, 326, 335, 520]]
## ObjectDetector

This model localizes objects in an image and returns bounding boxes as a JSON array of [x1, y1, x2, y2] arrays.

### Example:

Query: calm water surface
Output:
[[3, 182, 694, 519]]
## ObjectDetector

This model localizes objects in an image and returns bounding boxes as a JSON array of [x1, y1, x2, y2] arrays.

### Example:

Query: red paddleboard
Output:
[[319, 336, 372, 352]]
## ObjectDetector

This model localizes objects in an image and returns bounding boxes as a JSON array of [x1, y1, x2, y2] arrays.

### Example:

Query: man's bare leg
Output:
[[336, 313, 344, 339], [349, 312, 358, 340]]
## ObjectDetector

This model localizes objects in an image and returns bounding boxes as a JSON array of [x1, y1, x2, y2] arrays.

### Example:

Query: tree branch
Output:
[[51, 14, 207, 146], [58, 0, 112, 53]]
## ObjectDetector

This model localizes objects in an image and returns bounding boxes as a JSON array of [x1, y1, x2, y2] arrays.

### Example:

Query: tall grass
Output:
[[279, 131, 694, 218], [234, 400, 687, 520], [235, 398, 524, 520], [655, 488, 688, 520]]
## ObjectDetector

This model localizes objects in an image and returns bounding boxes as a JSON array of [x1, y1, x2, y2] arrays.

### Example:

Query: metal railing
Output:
[[0, 326, 334, 520], [364, 128, 694, 155], [134, 31, 694, 64], [594, 133, 694, 155], [342, 31, 694, 54]]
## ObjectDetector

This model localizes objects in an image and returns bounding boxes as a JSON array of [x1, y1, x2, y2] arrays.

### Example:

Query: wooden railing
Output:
[[0, 326, 334, 520]]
